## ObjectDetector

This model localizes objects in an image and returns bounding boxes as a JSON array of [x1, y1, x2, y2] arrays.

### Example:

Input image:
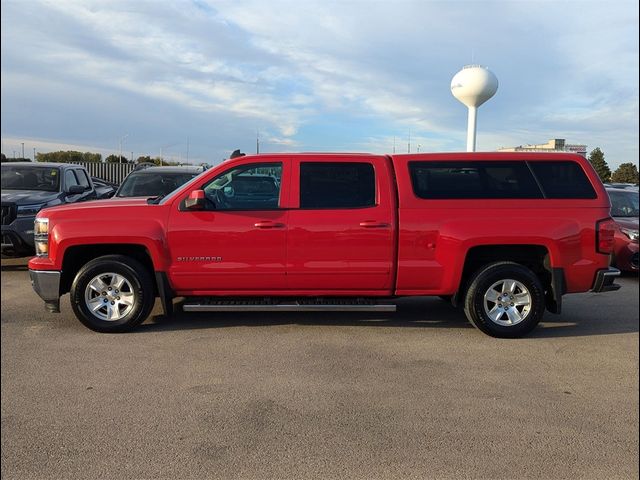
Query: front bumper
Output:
[[29, 269, 61, 312], [615, 241, 639, 272], [591, 267, 621, 293], [1, 216, 36, 256]]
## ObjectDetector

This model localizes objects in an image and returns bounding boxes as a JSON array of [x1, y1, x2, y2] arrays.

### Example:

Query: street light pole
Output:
[[21, 142, 24, 159]]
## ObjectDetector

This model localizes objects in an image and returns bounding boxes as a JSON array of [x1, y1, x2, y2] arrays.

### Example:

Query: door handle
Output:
[[254, 221, 285, 229], [359, 221, 390, 228]]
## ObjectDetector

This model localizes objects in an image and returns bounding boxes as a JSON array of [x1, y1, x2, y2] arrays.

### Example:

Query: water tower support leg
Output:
[[466, 106, 477, 152]]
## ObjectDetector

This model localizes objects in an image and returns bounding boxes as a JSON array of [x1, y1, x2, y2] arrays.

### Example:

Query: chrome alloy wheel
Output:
[[84, 272, 135, 322], [483, 279, 532, 326]]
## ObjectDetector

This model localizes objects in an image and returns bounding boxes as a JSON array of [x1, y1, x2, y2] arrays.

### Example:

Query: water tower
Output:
[[450, 65, 498, 152]]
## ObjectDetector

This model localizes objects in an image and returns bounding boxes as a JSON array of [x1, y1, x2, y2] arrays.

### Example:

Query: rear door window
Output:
[[300, 162, 375, 209]]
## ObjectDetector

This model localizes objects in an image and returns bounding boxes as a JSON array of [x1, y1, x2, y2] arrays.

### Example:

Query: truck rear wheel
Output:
[[70, 255, 155, 332], [463, 262, 544, 338]]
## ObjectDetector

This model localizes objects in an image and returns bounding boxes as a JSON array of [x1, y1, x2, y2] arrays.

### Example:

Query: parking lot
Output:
[[1, 256, 638, 479]]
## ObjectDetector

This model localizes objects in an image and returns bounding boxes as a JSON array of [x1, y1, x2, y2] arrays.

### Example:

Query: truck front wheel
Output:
[[70, 255, 155, 332], [463, 262, 545, 338]]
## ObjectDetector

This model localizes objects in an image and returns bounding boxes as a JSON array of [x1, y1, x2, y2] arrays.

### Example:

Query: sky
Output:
[[1, 0, 638, 168]]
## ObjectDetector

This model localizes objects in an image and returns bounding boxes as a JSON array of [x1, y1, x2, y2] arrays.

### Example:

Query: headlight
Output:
[[17, 204, 45, 217], [621, 228, 639, 241], [34, 218, 49, 257]]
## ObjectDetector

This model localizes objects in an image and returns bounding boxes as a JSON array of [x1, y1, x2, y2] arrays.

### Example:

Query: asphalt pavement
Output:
[[1, 257, 638, 479]]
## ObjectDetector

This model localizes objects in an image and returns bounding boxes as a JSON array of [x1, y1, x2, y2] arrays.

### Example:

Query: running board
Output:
[[182, 299, 396, 313]]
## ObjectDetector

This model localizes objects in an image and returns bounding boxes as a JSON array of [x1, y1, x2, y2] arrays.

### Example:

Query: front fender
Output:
[[49, 219, 169, 271]]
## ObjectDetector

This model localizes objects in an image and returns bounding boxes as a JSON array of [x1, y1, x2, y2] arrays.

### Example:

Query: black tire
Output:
[[463, 261, 545, 338], [70, 255, 155, 333]]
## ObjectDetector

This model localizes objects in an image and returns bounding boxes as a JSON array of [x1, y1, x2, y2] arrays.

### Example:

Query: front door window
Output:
[[203, 163, 282, 210]]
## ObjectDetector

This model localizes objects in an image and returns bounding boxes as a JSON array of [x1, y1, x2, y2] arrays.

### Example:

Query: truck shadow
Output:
[[142, 297, 471, 332], [139, 295, 639, 338]]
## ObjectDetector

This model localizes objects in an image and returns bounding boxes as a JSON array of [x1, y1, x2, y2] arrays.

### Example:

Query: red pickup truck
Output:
[[28, 152, 620, 337]]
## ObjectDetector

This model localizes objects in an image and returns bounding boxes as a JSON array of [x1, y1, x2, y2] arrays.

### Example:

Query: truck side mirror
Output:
[[67, 185, 85, 194], [185, 189, 206, 210]]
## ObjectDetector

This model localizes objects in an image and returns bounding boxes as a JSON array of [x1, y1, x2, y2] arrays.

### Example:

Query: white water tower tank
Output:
[[450, 65, 498, 152]]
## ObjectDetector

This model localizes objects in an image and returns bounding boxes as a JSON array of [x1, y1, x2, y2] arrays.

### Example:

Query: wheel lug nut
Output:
[[115, 290, 119, 294], [510, 302, 514, 306], [102, 291, 106, 296], [498, 304, 502, 307], [108, 287, 112, 291], [110, 301, 115, 305], [103, 298, 108, 303], [116, 297, 120, 300]]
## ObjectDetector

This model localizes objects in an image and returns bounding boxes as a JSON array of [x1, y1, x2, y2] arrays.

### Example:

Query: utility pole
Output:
[[21, 142, 24, 159], [119, 134, 128, 163], [33, 147, 36, 161], [256, 130, 260, 154], [186, 137, 190, 165], [393, 136, 396, 154]]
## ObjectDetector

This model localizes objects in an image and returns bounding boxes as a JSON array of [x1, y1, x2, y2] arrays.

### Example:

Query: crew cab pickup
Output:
[[28, 152, 620, 337]]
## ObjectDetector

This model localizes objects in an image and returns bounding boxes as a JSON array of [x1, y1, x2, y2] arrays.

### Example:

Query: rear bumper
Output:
[[29, 269, 61, 312], [591, 267, 621, 292]]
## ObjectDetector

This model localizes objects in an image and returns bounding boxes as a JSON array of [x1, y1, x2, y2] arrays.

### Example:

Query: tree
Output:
[[105, 154, 122, 163], [81, 152, 102, 162], [1, 153, 30, 162], [588, 148, 611, 183], [37, 150, 102, 163], [611, 163, 639, 184]]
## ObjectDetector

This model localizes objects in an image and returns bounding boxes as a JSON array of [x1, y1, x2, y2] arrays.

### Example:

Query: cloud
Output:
[[1, 0, 638, 167]]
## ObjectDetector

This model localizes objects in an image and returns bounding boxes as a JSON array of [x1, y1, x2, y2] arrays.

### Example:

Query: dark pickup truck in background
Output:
[[1, 162, 98, 257]]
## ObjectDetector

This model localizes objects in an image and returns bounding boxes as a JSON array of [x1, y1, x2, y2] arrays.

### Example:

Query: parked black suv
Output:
[[115, 165, 204, 198], [1, 162, 97, 257]]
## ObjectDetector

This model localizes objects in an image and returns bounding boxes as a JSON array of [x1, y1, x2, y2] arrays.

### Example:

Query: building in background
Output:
[[498, 139, 587, 157]]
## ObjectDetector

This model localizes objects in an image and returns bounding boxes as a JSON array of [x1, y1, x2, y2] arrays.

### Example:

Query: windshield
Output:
[[1, 166, 61, 192], [608, 189, 639, 217], [116, 172, 198, 197]]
